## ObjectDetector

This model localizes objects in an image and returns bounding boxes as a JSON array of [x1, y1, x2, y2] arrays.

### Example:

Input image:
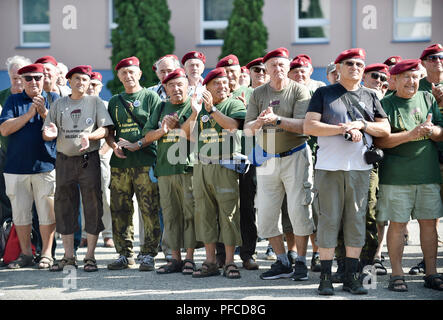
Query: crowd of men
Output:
[[0, 42, 442, 295]]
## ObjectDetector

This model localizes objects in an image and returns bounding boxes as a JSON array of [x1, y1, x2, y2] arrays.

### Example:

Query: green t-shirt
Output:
[[142, 98, 193, 177], [231, 85, 253, 101], [197, 97, 246, 159], [379, 91, 443, 185], [108, 88, 161, 168]]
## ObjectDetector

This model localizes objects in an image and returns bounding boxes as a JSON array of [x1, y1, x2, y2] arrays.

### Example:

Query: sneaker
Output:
[[139, 254, 155, 271], [408, 259, 426, 275], [318, 273, 334, 295], [343, 273, 368, 295], [260, 260, 294, 280], [292, 261, 309, 281], [287, 250, 297, 265], [265, 246, 277, 261], [107, 255, 135, 270], [311, 253, 321, 272], [8, 253, 35, 269]]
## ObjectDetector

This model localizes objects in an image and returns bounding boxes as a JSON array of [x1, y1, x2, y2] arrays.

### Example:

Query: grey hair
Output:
[[57, 62, 69, 75], [155, 56, 180, 72], [6, 55, 32, 74]]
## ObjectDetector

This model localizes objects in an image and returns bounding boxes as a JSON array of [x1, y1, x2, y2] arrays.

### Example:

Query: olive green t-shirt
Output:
[[245, 80, 311, 154], [108, 88, 162, 168], [379, 91, 443, 185], [231, 85, 253, 101], [197, 97, 246, 159], [142, 98, 193, 177]]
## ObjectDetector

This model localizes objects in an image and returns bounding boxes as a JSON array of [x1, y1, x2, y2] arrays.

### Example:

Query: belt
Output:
[[264, 142, 306, 158]]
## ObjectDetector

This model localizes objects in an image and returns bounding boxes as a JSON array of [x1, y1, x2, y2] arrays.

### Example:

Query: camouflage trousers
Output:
[[335, 168, 379, 263], [110, 166, 161, 257]]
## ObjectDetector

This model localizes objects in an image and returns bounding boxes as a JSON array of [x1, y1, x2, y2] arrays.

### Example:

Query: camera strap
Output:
[[340, 94, 370, 148]]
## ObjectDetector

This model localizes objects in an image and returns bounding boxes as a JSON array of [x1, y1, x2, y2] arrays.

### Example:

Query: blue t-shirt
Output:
[[0, 90, 58, 174]]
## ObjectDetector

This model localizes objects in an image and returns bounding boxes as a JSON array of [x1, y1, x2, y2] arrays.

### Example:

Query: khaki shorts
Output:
[[377, 184, 443, 223], [315, 169, 371, 249], [4, 170, 55, 226], [256, 147, 314, 238]]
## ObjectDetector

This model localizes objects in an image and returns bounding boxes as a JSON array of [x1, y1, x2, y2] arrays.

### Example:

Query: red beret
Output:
[[241, 66, 250, 74], [18, 63, 44, 75], [35, 55, 58, 67], [152, 54, 179, 71], [161, 68, 187, 84], [182, 51, 206, 65], [203, 67, 227, 86], [383, 56, 402, 66], [262, 47, 289, 63], [90, 71, 103, 82], [420, 43, 443, 60], [335, 48, 366, 64], [294, 54, 312, 64], [66, 65, 92, 79], [216, 54, 240, 68], [290, 56, 311, 70], [364, 63, 389, 75], [389, 59, 422, 75], [246, 57, 263, 69], [115, 56, 140, 71]]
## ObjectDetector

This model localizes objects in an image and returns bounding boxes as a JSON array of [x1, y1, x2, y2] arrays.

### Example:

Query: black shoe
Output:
[[409, 259, 426, 275], [311, 253, 321, 272], [260, 260, 294, 280], [292, 261, 309, 281], [343, 273, 368, 295], [318, 273, 334, 295]]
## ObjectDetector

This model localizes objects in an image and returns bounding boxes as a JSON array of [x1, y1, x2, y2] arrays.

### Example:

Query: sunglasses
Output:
[[81, 154, 89, 168], [370, 72, 388, 82], [343, 61, 365, 69], [426, 54, 443, 62], [251, 67, 266, 74], [23, 75, 43, 82]]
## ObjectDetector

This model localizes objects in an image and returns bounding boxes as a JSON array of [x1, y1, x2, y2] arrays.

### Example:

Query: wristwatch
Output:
[[208, 106, 217, 114], [361, 119, 368, 131], [276, 116, 282, 126], [137, 140, 143, 149]]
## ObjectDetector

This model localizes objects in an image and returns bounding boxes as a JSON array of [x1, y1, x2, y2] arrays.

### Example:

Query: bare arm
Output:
[[303, 111, 343, 137], [0, 105, 36, 136]]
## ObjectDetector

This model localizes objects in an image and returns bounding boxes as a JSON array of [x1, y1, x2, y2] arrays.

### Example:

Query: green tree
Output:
[[219, 0, 268, 66], [107, 0, 175, 94]]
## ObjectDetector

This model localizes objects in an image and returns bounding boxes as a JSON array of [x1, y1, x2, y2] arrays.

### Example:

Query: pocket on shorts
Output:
[[302, 181, 314, 206]]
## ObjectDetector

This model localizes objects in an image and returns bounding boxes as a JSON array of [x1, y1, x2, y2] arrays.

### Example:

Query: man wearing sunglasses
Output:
[[246, 58, 270, 89], [0, 63, 58, 270], [42, 65, 114, 273], [304, 48, 390, 295], [363, 64, 390, 99]]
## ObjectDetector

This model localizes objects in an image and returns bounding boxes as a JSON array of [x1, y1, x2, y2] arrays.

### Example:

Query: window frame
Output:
[[294, 0, 330, 44], [19, 0, 50, 47], [108, 0, 118, 44], [392, 0, 432, 42], [199, 0, 230, 46]]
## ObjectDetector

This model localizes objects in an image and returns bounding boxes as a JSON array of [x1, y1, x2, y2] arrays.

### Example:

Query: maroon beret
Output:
[[335, 48, 366, 64], [246, 57, 263, 70], [420, 43, 443, 60], [290, 56, 311, 70], [115, 56, 140, 71], [383, 56, 402, 67], [216, 54, 240, 68], [389, 59, 422, 75], [35, 55, 58, 67], [203, 67, 227, 86], [294, 54, 312, 64], [364, 63, 389, 75], [262, 47, 289, 63], [152, 54, 179, 72], [18, 63, 44, 75], [182, 51, 206, 65], [66, 65, 92, 79], [241, 66, 250, 74], [90, 71, 103, 82], [162, 68, 187, 84]]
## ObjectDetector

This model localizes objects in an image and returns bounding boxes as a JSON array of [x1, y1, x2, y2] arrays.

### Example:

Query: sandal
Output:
[[388, 275, 408, 292], [7, 253, 35, 269], [38, 255, 54, 269], [50, 257, 78, 272], [223, 263, 241, 279], [182, 259, 196, 275], [192, 262, 220, 278], [373, 259, 387, 276], [156, 259, 183, 274], [409, 260, 425, 275], [423, 274, 443, 291], [83, 258, 98, 272]]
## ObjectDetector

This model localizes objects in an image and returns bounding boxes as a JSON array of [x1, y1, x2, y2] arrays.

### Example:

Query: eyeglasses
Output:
[[370, 72, 388, 82], [426, 54, 443, 62], [23, 75, 43, 82], [251, 67, 266, 74], [81, 154, 89, 168], [343, 61, 365, 69]]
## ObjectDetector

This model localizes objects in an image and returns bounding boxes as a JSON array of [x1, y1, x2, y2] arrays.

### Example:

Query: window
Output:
[[295, 0, 330, 44], [109, 0, 118, 43], [393, 0, 431, 41], [200, 0, 234, 45], [20, 0, 50, 47]]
